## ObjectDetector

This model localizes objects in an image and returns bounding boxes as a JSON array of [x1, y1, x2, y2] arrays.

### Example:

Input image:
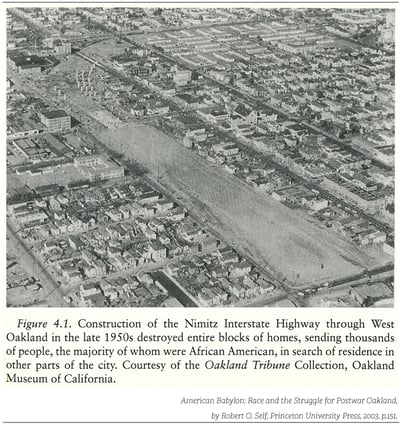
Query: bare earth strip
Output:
[[97, 124, 388, 286]]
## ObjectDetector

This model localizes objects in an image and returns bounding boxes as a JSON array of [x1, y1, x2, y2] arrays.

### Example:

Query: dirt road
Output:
[[97, 124, 388, 286]]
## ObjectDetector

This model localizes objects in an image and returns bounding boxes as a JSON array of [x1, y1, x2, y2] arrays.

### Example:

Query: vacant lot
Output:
[[8, 166, 86, 191], [97, 124, 388, 286], [82, 38, 130, 58]]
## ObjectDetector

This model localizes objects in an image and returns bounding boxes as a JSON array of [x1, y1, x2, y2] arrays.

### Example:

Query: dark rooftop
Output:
[[41, 110, 70, 119]]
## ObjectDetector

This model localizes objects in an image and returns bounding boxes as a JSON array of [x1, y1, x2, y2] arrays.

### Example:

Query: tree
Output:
[[386, 202, 394, 214]]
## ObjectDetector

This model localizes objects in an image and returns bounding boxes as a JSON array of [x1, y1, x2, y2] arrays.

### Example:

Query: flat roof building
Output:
[[40, 110, 71, 133], [74, 154, 124, 182]]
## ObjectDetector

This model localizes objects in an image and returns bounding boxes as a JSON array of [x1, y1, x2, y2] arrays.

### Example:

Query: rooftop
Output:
[[41, 109, 70, 119]]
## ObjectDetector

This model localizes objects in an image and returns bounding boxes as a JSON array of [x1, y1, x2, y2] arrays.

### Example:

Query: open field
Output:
[[7, 166, 86, 191], [96, 124, 390, 286], [82, 38, 130, 58]]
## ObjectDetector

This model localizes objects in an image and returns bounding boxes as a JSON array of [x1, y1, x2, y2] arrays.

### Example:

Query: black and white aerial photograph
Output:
[[6, 7, 395, 308]]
